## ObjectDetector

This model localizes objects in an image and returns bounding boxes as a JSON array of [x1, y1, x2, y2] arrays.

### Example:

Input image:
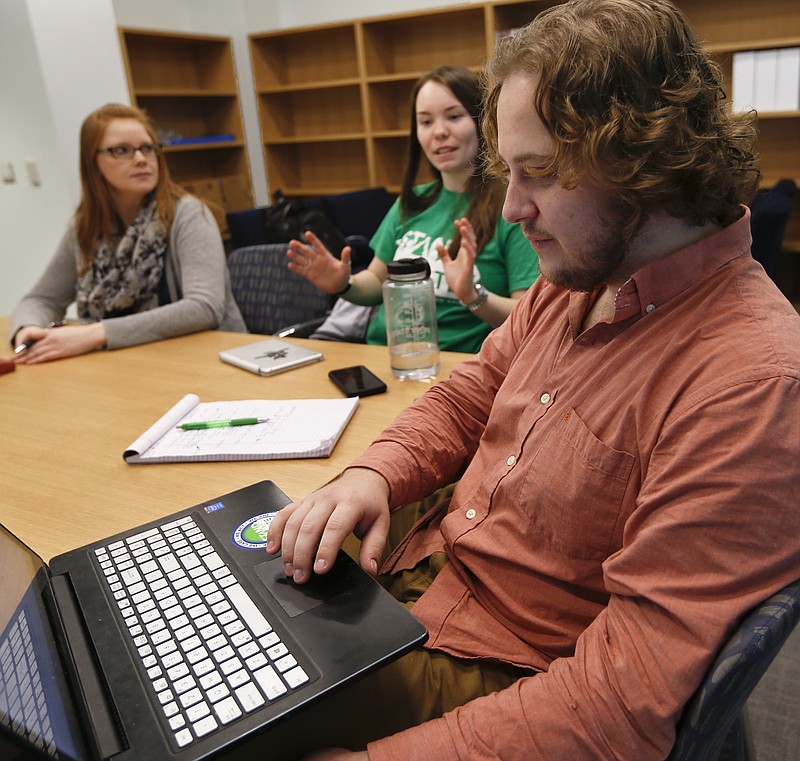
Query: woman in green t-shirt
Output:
[[286, 65, 539, 353]]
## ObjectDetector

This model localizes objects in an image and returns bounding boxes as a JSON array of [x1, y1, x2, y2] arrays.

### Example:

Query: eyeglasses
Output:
[[97, 143, 161, 161]]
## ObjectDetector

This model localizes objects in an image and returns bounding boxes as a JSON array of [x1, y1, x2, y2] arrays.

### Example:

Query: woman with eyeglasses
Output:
[[9, 103, 245, 363]]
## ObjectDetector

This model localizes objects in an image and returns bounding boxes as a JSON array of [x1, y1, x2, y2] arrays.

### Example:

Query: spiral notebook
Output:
[[123, 393, 359, 463]]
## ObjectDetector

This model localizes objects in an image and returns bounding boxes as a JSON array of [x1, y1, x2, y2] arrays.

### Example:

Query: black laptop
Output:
[[0, 480, 427, 760]]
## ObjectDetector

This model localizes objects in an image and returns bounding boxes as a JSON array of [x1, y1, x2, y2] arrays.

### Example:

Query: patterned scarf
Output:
[[77, 198, 168, 321]]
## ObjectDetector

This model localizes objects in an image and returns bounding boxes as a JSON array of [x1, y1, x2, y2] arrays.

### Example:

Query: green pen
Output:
[[176, 417, 269, 431]]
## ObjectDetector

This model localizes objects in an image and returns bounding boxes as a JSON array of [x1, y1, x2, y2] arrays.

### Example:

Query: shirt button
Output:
[[465, 509, 477, 520], [507, 455, 516, 467], [540, 392, 551, 404]]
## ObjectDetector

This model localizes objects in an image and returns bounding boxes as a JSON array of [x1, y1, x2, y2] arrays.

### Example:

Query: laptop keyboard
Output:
[[0, 610, 57, 758], [94, 515, 311, 750]]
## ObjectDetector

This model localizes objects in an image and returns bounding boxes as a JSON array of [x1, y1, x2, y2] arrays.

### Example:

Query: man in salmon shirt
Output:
[[266, 1, 800, 758]]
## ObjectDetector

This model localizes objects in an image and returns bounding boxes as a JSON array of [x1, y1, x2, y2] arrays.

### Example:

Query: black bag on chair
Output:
[[264, 190, 347, 257]]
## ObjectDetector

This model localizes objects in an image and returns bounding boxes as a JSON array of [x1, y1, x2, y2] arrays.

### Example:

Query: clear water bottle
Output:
[[382, 257, 440, 380]]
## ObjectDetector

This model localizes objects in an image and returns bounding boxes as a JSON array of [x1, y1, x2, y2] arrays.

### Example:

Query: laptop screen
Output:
[[0, 524, 86, 760]]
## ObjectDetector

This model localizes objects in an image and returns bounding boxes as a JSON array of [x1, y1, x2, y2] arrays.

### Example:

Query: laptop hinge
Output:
[[47, 574, 127, 759]]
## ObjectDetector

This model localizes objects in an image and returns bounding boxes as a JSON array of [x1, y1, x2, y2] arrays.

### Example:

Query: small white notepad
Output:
[[123, 393, 359, 463]]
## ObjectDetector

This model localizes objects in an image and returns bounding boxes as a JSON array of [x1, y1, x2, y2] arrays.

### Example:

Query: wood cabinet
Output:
[[248, 2, 538, 197], [118, 28, 254, 235], [249, 0, 800, 252]]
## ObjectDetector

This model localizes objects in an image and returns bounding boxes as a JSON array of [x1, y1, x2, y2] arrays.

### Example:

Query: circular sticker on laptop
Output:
[[232, 512, 277, 550]]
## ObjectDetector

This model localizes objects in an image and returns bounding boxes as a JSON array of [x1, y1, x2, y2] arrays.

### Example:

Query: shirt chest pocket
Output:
[[517, 408, 635, 561]]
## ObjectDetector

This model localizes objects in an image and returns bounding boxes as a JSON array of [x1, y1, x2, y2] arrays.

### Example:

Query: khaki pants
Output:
[[285, 485, 534, 754]]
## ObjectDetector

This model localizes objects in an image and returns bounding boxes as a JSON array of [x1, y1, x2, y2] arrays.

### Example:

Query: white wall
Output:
[[112, 0, 280, 212], [0, 0, 469, 319], [0, 0, 127, 319], [275, 0, 468, 27]]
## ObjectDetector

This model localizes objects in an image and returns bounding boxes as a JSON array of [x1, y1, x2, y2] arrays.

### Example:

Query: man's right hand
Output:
[[266, 468, 391, 584]]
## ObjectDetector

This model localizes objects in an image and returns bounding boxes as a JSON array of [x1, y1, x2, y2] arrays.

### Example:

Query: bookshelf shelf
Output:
[[248, 0, 800, 243], [118, 28, 254, 235]]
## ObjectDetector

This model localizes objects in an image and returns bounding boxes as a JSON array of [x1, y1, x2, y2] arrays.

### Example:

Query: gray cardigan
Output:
[[9, 195, 246, 349]]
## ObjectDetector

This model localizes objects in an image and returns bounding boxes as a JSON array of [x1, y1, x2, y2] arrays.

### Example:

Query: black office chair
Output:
[[668, 577, 800, 761], [319, 187, 394, 271], [227, 244, 333, 337], [749, 179, 797, 281]]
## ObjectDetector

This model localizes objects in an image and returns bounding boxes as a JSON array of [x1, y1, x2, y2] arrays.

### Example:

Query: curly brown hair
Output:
[[482, 0, 761, 239]]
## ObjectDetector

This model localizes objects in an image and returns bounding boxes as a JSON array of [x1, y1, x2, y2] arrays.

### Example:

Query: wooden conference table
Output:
[[0, 317, 469, 562]]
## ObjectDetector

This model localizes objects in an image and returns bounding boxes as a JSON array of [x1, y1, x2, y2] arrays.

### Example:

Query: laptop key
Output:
[[223, 620, 245, 637], [193, 714, 218, 738], [238, 641, 259, 659], [213, 696, 242, 724], [180, 688, 203, 709], [212, 645, 235, 663], [245, 653, 268, 671], [173, 675, 196, 695], [224, 584, 271, 637], [159, 555, 180, 574], [167, 663, 190, 681], [235, 681, 265, 712], [253, 665, 287, 700], [206, 683, 230, 703], [220, 657, 242, 676], [168, 714, 185, 731], [162, 651, 183, 669], [202, 552, 225, 571], [284, 666, 310, 689], [199, 669, 222, 690], [120, 568, 142, 586], [186, 702, 210, 722], [274, 654, 297, 673], [227, 669, 249, 689], [266, 643, 288, 661], [195, 661, 218, 681]]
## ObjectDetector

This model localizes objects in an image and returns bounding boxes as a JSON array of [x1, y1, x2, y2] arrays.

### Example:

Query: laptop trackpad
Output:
[[253, 553, 360, 618]]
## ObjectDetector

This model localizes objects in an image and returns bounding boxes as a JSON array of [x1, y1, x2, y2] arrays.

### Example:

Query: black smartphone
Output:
[[328, 365, 387, 397]]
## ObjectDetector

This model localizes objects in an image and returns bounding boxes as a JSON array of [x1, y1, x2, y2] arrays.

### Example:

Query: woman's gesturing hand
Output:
[[287, 230, 352, 294]]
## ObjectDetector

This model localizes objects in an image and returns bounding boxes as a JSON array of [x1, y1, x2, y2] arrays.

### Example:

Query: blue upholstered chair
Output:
[[226, 187, 395, 270], [668, 578, 800, 761], [227, 243, 333, 337], [225, 206, 269, 252], [749, 179, 797, 281]]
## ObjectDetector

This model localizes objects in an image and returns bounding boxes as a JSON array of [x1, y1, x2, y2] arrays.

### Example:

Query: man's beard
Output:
[[541, 242, 628, 292], [528, 202, 643, 292]]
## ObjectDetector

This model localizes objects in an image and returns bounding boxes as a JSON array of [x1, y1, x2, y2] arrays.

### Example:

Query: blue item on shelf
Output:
[[162, 134, 236, 146]]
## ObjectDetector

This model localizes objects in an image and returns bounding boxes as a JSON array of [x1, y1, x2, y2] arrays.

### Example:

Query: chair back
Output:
[[321, 187, 395, 270], [668, 578, 800, 761], [320, 187, 394, 241], [750, 179, 797, 280], [227, 244, 332, 335], [225, 207, 268, 252]]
